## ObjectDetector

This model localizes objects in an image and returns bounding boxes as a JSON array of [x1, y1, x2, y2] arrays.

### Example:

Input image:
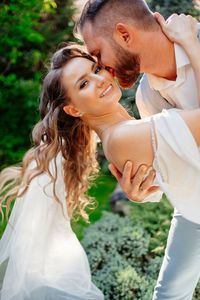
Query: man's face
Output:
[[82, 21, 141, 88]]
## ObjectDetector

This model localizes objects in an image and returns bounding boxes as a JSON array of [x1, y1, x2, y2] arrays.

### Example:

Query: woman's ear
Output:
[[113, 23, 131, 48], [63, 104, 82, 117]]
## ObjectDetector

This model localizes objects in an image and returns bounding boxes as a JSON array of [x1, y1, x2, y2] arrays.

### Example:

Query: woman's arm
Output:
[[155, 13, 200, 104], [105, 118, 161, 202]]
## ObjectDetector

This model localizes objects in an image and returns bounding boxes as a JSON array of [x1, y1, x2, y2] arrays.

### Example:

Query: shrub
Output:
[[82, 211, 160, 299], [82, 202, 200, 299]]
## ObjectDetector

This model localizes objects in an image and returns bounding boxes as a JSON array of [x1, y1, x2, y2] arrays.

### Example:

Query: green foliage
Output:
[[129, 194, 174, 256], [116, 267, 152, 300], [82, 201, 200, 299], [193, 279, 200, 299], [147, 0, 200, 19], [119, 75, 142, 120], [0, 0, 76, 169], [0, 75, 41, 168], [82, 211, 157, 299]]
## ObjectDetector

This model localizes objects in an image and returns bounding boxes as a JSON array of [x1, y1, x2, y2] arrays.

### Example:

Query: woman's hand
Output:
[[154, 12, 198, 48]]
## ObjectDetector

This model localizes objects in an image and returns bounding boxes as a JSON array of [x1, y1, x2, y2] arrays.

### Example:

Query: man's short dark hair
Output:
[[75, 0, 158, 37]]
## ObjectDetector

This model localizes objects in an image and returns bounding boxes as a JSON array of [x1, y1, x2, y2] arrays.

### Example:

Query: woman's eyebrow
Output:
[[75, 62, 96, 87]]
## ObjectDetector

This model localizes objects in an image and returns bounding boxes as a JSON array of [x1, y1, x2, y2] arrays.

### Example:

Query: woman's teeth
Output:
[[100, 84, 112, 97]]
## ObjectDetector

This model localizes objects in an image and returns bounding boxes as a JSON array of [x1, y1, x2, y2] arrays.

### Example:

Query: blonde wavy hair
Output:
[[0, 46, 99, 223]]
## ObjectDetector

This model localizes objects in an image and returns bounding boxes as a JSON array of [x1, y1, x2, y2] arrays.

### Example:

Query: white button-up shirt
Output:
[[136, 23, 200, 118]]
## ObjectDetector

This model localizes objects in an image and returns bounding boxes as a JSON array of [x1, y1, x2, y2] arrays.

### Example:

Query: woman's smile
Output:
[[62, 57, 122, 116], [100, 84, 113, 98]]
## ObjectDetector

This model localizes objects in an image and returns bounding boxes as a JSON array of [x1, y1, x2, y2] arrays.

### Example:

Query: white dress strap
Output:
[[149, 109, 200, 224]]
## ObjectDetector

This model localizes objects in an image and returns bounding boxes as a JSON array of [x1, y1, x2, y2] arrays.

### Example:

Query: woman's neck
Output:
[[83, 104, 133, 140]]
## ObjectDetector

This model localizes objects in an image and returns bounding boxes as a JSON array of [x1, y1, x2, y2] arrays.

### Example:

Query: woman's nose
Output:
[[95, 74, 105, 87]]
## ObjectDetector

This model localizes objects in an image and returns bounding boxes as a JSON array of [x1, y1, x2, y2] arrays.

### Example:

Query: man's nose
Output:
[[97, 56, 105, 69], [98, 57, 112, 75]]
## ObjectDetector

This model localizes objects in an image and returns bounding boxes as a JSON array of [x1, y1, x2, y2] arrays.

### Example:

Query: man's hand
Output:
[[108, 161, 160, 203]]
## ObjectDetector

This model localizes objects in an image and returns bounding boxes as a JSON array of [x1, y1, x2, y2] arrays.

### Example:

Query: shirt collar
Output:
[[147, 43, 190, 91]]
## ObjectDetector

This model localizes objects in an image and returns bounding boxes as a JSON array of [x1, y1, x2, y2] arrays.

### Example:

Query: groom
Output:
[[76, 0, 200, 299]]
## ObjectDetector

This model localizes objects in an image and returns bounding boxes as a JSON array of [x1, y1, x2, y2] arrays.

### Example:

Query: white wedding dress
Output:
[[0, 154, 104, 300], [149, 108, 200, 224]]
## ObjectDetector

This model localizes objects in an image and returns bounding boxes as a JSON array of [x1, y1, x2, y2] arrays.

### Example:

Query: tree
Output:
[[147, 0, 200, 19], [0, 0, 76, 168]]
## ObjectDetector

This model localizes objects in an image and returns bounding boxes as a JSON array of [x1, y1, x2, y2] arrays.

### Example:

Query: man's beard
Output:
[[114, 45, 140, 89]]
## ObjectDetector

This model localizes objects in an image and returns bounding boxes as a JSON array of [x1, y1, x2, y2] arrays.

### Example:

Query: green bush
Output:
[[82, 199, 200, 299], [82, 211, 159, 299], [129, 194, 174, 256]]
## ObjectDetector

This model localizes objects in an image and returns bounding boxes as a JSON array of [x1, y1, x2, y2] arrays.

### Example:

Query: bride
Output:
[[0, 14, 199, 299]]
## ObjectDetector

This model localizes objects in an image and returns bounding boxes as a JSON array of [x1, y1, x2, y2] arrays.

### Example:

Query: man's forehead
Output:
[[82, 21, 101, 54], [82, 21, 94, 43]]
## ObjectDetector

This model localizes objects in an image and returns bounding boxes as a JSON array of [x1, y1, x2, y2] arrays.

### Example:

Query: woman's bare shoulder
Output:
[[104, 119, 154, 175]]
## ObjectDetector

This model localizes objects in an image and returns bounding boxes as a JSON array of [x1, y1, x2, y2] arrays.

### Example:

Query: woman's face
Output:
[[62, 57, 122, 117]]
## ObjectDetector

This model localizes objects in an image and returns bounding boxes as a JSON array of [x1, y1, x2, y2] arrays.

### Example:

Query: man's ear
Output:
[[113, 23, 131, 47], [63, 104, 82, 117]]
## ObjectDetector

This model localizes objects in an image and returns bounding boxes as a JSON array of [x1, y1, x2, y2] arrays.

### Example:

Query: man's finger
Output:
[[140, 169, 156, 191], [131, 165, 148, 190], [108, 164, 122, 181], [120, 161, 133, 190], [147, 185, 160, 195]]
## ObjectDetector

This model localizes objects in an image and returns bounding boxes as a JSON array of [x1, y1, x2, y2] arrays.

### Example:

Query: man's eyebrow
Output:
[[75, 62, 96, 87]]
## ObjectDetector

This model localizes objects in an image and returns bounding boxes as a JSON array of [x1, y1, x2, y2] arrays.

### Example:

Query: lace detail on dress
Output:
[[150, 117, 165, 182]]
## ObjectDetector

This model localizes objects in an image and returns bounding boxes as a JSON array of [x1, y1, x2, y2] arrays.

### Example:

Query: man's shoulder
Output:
[[198, 23, 200, 41]]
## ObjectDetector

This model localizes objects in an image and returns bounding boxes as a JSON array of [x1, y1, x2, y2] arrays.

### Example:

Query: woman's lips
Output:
[[100, 84, 113, 98]]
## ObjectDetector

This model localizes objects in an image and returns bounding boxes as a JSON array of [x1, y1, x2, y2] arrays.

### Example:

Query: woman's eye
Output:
[[94, 65, 102, 74], [80, 80, 88, 89]]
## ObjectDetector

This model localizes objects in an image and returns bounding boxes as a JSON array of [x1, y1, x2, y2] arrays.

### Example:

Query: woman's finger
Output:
[[146, 185, 160, 196], [154, 12, 166, 28]]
